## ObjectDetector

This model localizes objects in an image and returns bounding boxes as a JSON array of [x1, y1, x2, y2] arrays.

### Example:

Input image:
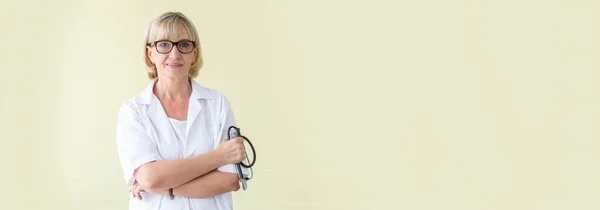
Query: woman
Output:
[[116, 11, 248, 210]]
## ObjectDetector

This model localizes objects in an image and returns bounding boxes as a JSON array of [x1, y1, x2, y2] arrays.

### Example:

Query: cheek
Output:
[[153, 55, 168, 64], [185, 56, 196, 65]]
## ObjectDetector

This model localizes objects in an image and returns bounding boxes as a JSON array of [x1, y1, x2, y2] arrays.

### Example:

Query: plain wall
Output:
[[1, 0, 599, 209]]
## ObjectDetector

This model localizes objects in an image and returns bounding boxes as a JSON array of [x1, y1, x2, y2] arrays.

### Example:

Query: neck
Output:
[[153, 76, 192, 101]]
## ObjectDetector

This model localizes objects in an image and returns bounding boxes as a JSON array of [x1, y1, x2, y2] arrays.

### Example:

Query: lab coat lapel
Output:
[[186, 80, 213, 140], [147, 92, 181, 155], [186, 97, 201, 139]]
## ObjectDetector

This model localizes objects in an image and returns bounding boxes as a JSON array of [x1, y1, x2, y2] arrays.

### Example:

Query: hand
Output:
[[129, 180, 145, 200], [129, 180, 170, 200], [217, 137, 246, 164]]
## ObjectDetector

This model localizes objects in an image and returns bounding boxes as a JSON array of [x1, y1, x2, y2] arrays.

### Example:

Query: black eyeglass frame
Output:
[[147, 39, 197, 54]]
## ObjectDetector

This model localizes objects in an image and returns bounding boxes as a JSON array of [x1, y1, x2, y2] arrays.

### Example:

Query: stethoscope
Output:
[[227, 125, 256, 190]]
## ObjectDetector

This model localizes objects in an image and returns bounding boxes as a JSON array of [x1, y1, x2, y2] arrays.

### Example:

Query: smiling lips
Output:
[[166, 63, 183, 68]]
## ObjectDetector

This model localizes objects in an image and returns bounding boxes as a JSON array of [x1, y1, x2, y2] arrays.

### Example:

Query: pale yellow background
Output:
[[0, 0, 599, 209]]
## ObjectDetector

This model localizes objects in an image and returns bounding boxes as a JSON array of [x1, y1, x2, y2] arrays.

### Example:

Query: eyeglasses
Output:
[[147, 40, 196, 54]]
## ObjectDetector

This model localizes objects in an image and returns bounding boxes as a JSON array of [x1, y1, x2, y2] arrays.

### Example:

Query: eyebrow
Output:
[[154, 38, 194, 42]]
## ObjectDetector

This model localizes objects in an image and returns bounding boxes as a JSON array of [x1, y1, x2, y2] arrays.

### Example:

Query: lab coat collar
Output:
[[134, 79, 214, 144], [186, 80, 213, 136], [190, 79, 213, 101], [134, 79, 213, 105]]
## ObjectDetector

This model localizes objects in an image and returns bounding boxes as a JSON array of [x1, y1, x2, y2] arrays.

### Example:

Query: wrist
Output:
[[211, 150, 227, 167]]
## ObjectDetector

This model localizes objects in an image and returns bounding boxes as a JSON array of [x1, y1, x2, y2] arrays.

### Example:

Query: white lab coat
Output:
[[116, 79, 249, 210]]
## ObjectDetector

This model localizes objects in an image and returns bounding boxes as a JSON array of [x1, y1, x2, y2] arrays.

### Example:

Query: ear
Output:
[[147, 46, 154, 64], [192, 47, 199, 64]]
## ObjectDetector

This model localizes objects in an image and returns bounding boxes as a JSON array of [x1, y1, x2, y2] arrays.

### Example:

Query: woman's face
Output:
[[147, 29, 197, 80]]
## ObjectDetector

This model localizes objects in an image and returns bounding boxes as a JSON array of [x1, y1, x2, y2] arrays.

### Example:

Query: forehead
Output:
[[149, 22, 193, 41]]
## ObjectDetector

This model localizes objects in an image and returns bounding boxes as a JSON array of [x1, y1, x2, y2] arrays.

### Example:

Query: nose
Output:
[[168, 45, 182, 58]]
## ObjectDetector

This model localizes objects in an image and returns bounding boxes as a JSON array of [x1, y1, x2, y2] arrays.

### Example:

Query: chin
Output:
[[160, 72, 187, 80]]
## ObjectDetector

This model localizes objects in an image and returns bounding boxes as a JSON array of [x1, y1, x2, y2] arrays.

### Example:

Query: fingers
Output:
[[134, 184, 144, 200], [235, 138, 246, 162], [230, 138, 245, 153], [235, 138, 245, 151], [129, 181, 137, 198], [218, 137, 247, 164], [235, 137, 244, 144], [220, 137, 243, 143], [129, 181, 144, 200]]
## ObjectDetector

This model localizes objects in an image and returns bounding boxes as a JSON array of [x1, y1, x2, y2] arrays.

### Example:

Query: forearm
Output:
[[172, 170, 240, 198], [135, 151, 226, 191]]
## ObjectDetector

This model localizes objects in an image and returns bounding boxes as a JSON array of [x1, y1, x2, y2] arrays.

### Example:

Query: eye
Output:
[[157, 42, 169, 47], [179, 41, 191, 48]]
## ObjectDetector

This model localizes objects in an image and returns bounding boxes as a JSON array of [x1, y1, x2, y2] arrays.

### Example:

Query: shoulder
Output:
[[117, 98, 143, 120], [119, 81, 156, 115], [118, 87, 152, 118]]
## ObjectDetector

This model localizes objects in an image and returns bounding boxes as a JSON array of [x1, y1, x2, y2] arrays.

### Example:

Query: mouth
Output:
[[166, 63, 183, 67]]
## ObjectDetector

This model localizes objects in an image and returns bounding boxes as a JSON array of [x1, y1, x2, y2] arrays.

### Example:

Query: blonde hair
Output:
[[143, 11, 203, 79]]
